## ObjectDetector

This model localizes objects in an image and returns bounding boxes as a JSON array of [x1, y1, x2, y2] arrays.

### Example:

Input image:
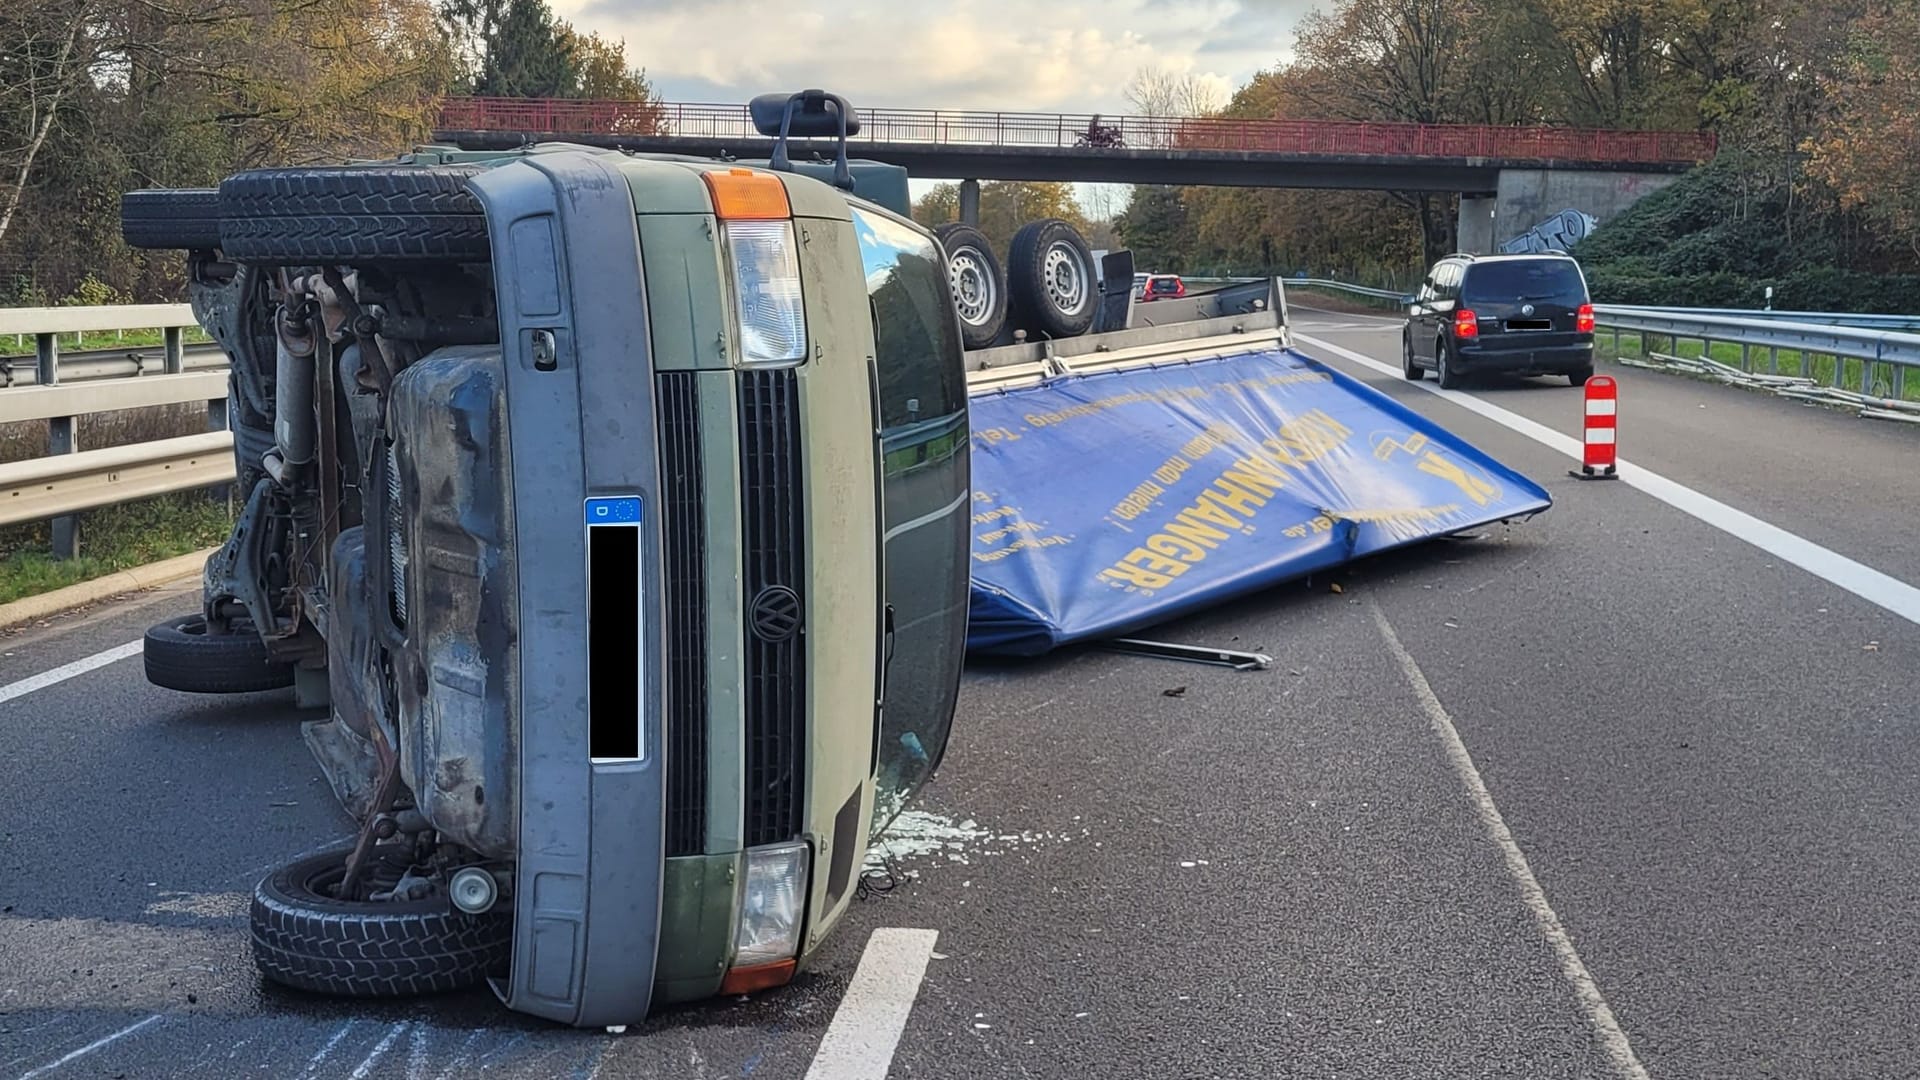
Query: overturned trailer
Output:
[[959, 279, 1552, 655]]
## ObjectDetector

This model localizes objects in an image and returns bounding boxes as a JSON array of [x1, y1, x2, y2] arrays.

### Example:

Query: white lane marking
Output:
[[306, 1021, 358, 1075], [15, 1014, 164, 1080], [804, 928, 940, 1080], [349, 1022, 409, 1080], [1298, 332, 1920, 628], [0, 639, 142, 708], [407, 1022, 432, 1080], [433, 1029, 488, 1080], [1369, 604, 1650, 1080], [884, 489, 971, 542]]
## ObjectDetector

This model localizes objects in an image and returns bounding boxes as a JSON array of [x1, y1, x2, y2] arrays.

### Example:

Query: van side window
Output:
[[851, 208, 965, 432]]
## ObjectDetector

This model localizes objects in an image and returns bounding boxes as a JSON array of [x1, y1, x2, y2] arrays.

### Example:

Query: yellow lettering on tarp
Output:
[[1220, 454, 1289, 498], [971, 505, 1019, 525], [1417, 452, 1497, 506], [1283, 524, 1309, 538], [1166, 510, 1231, 550], [1203, 479, 1266, 518], [1178, 498, 1242, 532], [1110, 479, 1166, 522], [1147, 533, 1208, 561], [1099, 550, 1181, 589], [1092, 408, 1361, 592]]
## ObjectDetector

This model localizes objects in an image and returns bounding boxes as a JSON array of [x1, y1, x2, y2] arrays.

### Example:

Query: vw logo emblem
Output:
[[1521, 303, 1535, 316], [751, 586, 803, 643]]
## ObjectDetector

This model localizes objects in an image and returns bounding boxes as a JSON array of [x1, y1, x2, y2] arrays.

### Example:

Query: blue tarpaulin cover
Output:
[[966, 346, 1552, 655]]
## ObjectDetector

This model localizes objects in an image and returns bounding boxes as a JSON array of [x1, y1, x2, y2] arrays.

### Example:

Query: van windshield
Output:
[[1465, 260, 1585, 303]]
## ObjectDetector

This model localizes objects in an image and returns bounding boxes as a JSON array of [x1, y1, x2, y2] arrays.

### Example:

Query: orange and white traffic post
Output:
[[1573, 375, 1619, 480]]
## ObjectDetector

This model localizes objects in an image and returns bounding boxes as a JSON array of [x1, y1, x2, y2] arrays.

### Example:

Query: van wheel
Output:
[[1569, 367, 1593, 387], [934, 223, 1007, 349], [251, 846, 511, 998], [1436, 340, 1464, 389], [1402, 333, 1424, 380], [1006, 219, 1097, 339], [218, 167, 491, 264], [144, 614, 295, 694], [121, 189, 223, 251]]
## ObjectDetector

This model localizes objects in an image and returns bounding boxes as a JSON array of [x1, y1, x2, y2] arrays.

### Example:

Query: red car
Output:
[[1135, 274, 1187, 302]]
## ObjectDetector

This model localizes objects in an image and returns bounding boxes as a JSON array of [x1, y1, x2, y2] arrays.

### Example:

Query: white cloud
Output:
[[556, 0, 1314, 114]]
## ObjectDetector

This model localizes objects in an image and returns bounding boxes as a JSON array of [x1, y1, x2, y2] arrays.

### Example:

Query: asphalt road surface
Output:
[[4, 305, 1918, 1079]]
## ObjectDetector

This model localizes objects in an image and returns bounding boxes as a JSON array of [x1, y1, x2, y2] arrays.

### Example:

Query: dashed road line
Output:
[[803, 928, 940, 1080], [0, 639, 141, 708], [1369, 601, 1650, 1080]]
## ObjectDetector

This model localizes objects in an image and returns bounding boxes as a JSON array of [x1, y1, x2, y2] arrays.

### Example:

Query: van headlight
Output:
[[702, 168, 807, 366], [723, 219, 807, 365], [721, 841, 809, 993]]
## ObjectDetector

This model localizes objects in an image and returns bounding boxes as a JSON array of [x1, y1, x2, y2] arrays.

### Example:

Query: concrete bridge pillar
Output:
[[1457, 195, 1496, 255], [959, 179, 980, 226], [1488, 168, 1679, 255]]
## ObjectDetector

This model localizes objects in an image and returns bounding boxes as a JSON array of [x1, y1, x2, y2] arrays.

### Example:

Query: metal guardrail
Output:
[[0, 304, 230, 559], [1599, 304, 1920, 332], [0, 342, 227, 386], [1285, 277, 1920, 399], [436, 99, 1719, 165], [1591, 307, 1920, 398]]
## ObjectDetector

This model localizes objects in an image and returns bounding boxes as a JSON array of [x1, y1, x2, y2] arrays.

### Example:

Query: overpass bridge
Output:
[[432, 99, 1718, 253]]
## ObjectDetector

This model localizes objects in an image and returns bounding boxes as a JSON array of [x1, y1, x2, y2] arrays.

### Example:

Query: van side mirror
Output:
[[749, 90, 861, 139], [751, 90, 860, 191]]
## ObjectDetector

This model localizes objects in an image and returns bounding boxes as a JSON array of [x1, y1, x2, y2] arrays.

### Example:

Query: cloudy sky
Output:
[[554, 0, 1319, 115]]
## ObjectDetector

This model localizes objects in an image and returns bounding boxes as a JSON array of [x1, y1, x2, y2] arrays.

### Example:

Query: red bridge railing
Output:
[[435, 98, 1718, 166]]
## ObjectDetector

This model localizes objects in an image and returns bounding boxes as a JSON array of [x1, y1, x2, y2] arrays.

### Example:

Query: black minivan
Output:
[[1402, 252, 1595, 387]]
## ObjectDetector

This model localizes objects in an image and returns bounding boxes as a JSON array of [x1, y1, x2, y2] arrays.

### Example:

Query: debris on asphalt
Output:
[[1162, 686, 1187, 698], [1330, 582, 1344, 594], [1624, 351, 1920, 423]]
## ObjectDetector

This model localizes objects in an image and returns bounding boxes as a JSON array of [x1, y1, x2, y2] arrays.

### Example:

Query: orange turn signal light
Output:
[[718, 959, 798, 995], [704, 168, 791, 220]]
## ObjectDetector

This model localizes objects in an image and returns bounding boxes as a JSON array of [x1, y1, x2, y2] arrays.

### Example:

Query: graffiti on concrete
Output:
[[1500, 208, 1599, 254]]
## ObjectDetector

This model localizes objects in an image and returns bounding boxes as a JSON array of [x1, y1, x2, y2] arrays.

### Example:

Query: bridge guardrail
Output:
[[435, 99, 1718, 165], [0, 304, 230, 559]]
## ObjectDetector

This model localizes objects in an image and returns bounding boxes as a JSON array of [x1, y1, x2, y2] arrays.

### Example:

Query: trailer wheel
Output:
[[144, 614, 294, 694], [251, 845, 511, 998], [218, 166, 492, 264], [121, 189, 223, 251], [1006, 219, 1097, 339], [934, 223, 1006, 349]]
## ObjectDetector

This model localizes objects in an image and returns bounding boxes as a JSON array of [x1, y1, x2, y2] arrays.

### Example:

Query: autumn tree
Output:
[[1808, 3, 1920, 258]]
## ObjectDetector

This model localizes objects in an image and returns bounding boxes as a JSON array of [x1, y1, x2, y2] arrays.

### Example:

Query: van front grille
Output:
[[738, 368, 806, 848], [657, 372, 708, 857]]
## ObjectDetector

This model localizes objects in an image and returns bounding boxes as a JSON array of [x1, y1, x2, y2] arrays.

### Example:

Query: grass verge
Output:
[[0, 493, 231, 606]]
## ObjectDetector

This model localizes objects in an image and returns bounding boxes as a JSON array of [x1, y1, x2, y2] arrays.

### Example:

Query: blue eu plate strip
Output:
[[585, 496, 643, 526]]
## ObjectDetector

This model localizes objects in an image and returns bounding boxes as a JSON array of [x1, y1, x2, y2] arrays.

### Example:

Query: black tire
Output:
[[1402, 332, 1425, 380], [1569, 367, 1594, 387], [143, 614, 294, 694], [1436, 339, 1464, 389], [252, 846, 511, 998], [934, 223, 1007, 349], [1006, 219, 1097, 339], [121, 189, 223, 251], [218, 166, 491, 264]]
